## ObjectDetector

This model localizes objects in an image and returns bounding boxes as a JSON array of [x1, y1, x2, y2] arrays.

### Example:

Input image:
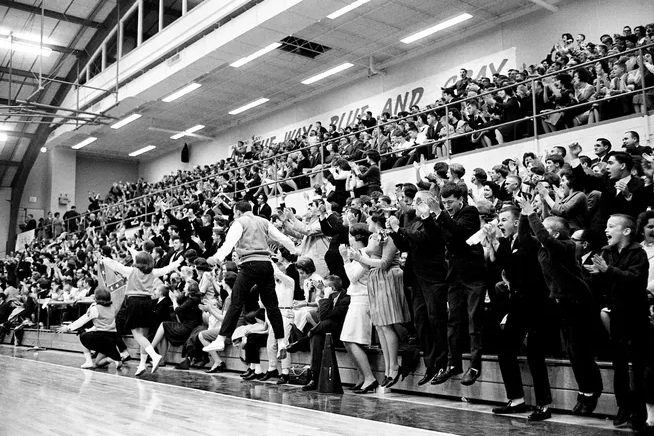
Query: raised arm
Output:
[[101, 257, 131, 277]]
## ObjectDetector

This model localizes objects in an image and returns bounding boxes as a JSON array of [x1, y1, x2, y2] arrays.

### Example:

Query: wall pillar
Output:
[[48, 147, 77, 215]]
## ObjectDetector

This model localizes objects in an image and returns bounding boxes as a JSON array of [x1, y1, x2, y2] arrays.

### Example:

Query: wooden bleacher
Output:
[[0, 328, 619, 416]]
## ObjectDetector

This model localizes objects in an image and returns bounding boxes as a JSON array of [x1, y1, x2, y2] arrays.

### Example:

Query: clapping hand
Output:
[[536, 183, 549, 198], [591, 254, 609, 273], [387, 215, 400, 232], [348, 247, 362, 262], [615, 180, 631, 198]]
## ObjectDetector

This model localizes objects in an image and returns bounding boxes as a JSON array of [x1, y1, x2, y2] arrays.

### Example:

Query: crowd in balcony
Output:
[[1, 21, 654, 435]]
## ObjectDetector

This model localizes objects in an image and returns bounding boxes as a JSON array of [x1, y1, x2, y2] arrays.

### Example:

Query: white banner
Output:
[[256, 47, 517, 146], [16, 229, 35, 251]]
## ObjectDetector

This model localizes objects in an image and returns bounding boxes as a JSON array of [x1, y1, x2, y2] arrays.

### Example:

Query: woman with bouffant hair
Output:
[[57, 287, 123, 369], [349, 212, 411, 389], [101, 251, 182, 376]]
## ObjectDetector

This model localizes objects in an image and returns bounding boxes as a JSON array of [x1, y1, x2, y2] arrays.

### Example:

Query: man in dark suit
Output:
[[388, 189, 449, 386], [426, 182, 487, 386], [571, 146, 649, 241], [488, 206, 553, 421], [300, 275, 351, 391], [590, 138, 612, 166], [253, 194, 272, 220]]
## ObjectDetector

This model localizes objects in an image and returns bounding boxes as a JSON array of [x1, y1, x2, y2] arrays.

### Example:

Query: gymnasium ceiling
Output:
[[2, 0, 563, 171]]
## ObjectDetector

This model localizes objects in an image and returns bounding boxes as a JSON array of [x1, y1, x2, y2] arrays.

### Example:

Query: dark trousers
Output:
[[497, 299, 552, 406], [447, 278, 486, 369], [412, 275, 448, 370], [557, 300, 603, 395], [80, 331, 121, 361], [219, 261, 284, 340], [609, 309, 648, 411], [644, 322, 654, 404], [244, 333, 269, 364], [325, 251, 350, 290]]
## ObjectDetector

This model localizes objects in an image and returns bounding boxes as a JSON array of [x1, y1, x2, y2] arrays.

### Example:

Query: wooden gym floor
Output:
[[0, 345, 626, 436]]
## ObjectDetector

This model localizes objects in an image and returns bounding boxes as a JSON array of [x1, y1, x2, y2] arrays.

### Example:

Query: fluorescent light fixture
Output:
[[0, 37, 52, 56], [301, 63, 354, 85], [40, 147, 47, 153], [129, 145, 156, 157], [230, 43, 282, 68], [162, 83, 202, 102], [111, 113, 142, 129], [228, 98, 270, 115], [327, 0, 371, 19], [401, 13, 473, 44], [170, 124, 205, 140], [71, 137, 97, 150], [0, 132, 7, 141]]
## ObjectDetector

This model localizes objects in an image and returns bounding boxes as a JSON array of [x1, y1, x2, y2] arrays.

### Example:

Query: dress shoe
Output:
[[175, 358, 190, 370], [431, 366, 463, 385], [240, 368, 255, 378], [349, 382, 364, 391], [528, 406, 552, 421], [243, 371, 265, 381], [460, 368, 481, 386], [276, 374, 290, 385], [205, 362, 226, 373], [613, 407, 633, 428], [580, 393, 600, 415], [354, 380, 379, 394], [261, 370, 279, 381], [492, 401, 528, 414], [379, 377, 392, 388], [417, 367, 438, 386], [302, 380, 318, 391], [384, 368, 402, 389], [571, 393, 585, 415], [193, 357, 210, 368]]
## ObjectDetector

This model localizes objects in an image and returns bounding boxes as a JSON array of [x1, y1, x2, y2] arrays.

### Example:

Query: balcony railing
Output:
[[33, 42, 654, 237]]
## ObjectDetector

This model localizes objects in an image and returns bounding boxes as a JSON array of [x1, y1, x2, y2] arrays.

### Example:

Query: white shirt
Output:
[[211, 217, 296, 262]]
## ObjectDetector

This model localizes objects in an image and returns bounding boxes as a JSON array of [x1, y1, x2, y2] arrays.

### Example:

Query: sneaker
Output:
[[203, 336, 225, 352], [151, 354, 163, 374], [80, 361, 94, 369], [135, 365, 147, 377]]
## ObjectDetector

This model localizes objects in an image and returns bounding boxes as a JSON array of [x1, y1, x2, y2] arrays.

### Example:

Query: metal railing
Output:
[[29, 42, 654, 240]]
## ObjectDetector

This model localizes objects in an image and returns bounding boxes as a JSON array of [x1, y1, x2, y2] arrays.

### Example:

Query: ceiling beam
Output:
[[0, 66, 67, 83], [526, 0, 559, 12], [0, 0, 107, 30], [0, 160, 19, 167]]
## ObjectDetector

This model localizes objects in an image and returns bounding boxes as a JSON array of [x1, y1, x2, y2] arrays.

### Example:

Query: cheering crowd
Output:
[[0, 21, 654, 435]]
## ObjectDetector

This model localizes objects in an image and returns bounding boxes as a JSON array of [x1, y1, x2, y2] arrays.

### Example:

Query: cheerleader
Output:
[[57, 286, 122, 369], [101, 252, 182, 376]]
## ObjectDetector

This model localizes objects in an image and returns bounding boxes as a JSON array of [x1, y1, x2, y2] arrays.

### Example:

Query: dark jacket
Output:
[[430, 206, 486, 283], [311, 289, 350, 336], [253, 203, 272, 220], [174, 294, 203, 329], [527, 213, 592, 302], [595, 242, 650, 314], [389, 212, 447, 282], [494, 215, 549, 304]]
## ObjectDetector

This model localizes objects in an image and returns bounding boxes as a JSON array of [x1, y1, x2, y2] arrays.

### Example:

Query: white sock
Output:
[[254, 364, 262, 374], [83, 351, 93, 363], [281, 369, 289, 375], [145, 345, 159, 360], [646, 403, 654, 426], [510, 398, 525, 406]]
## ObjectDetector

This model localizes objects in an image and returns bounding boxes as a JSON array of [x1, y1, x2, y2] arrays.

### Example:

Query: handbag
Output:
[[288, 365, 311, 385]]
